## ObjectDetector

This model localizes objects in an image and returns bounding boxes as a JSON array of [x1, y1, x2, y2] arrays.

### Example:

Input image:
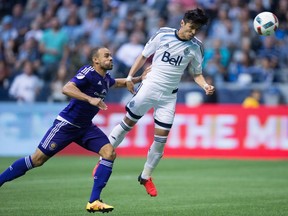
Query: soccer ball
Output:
[[253, 12, 279, 36]]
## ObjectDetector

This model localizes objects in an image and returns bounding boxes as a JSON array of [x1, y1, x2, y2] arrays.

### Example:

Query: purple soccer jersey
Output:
[[59, 65, 115, 127], [38, 65, 116, 156]]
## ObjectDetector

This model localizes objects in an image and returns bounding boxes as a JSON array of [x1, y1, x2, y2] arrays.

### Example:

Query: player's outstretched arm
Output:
[[114, 76, 141, 88], [193, 74, 215, 95], [126, 54, 147, 94], [62, 81, 107, 110], [114, 66, 151, 88]]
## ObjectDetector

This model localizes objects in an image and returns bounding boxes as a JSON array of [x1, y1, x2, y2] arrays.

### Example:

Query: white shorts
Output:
[[125, 82, 177, 129]]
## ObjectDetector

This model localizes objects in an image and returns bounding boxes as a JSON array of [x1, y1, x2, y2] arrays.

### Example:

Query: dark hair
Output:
[[89, 47, 100, 64], [183, 8, 209, 26], [89, 47, 110, 64], [90, 47, 100, 59]]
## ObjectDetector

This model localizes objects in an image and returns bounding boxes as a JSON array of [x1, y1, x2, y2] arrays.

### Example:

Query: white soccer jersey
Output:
[[142, 27, 204, 91]]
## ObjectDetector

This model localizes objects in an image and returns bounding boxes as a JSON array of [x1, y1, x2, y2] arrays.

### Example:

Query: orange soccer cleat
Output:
[[138, 174, 158, 197], [86, 200, 114, 213]]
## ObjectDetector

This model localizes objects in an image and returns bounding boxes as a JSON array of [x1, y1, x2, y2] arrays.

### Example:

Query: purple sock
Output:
[[0, 156, 34, 186], [89, 159, 113, 202]]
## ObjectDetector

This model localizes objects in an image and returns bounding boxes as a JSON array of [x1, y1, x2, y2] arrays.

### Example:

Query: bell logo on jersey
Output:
[[161, 51, 183, 66]]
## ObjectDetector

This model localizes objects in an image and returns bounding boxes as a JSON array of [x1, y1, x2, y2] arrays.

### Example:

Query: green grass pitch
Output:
[[0, 156, 287, 216]]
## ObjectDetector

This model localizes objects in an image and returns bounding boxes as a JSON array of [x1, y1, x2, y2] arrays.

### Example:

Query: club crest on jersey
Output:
[[161, 51, 182, 66], [49, 142, 57, 151], [129, 100, 135, 108], [184, 47, 190, 55], [76, 72, 85, 79], [163, 43, 169, 48]]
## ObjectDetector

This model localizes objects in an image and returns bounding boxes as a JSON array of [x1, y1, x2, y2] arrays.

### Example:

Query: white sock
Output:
[[141, 135, 167, 179], [109, 120, 132, 148]]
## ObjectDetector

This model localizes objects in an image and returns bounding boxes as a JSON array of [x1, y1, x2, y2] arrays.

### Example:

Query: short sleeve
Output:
[[188, 40, 204, 75], [142, 29, 162, 58], [70, 69, 90, 87]]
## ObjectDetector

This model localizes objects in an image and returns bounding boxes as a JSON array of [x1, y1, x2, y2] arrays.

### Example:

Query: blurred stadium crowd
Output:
[[0, 0, 287, 104]]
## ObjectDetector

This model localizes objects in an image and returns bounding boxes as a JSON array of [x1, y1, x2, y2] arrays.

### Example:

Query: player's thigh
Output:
[[154, 95, 177, 127], [126, 83, 156, 117], [79, 124, 111, 155], [38, 120, 83, 157]]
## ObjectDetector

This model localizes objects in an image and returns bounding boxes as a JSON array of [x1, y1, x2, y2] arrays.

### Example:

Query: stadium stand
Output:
[[0, 0, 287, 105]]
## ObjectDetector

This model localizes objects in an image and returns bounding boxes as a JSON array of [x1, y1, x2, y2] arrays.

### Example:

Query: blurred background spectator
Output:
[[114, 31, 145, 77], [8, 60, 42, 103], [48, 63, 69, 102], [242, 88, 262, 108], [0, 0, 287, 105], [38, 17, 69, 82]]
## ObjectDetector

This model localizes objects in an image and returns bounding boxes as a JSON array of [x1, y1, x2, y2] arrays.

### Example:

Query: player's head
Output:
[[251, 89, 261, 101], [183, 8, 209, 26], [91, 47, 113, 72], [178, 8, 209, 40]]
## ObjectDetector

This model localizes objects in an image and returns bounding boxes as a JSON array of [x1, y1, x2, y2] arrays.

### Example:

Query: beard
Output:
[[102, 62, 113, 70]]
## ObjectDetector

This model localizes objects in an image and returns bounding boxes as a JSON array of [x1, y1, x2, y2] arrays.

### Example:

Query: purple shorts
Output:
[[38, 119, 109, 157]]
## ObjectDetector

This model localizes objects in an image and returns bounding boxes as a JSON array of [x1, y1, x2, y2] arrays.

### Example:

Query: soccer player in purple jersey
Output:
[[0, 47, 146, 213]]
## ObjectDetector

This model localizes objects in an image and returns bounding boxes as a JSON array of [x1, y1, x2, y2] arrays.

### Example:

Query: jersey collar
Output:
[[175, 30, 190, 42]]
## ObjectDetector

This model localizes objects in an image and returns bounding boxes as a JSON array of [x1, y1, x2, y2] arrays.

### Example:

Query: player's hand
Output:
[[126, 80, 135, 94], [204, 84, 215, 95], [88, 97, 108, 110], [141, 65, 151, 81]]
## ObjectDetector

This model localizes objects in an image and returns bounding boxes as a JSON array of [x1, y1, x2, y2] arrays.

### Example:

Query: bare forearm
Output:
[[114, 76, 142, 88], [194, 74, 215, 95], [193, 74, 208, 89], [62, 82, 92, 102], [127, 55, 147, 77]]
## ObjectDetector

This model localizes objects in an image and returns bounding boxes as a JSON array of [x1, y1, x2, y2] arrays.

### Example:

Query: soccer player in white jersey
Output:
[[108, 8, 215, 197]]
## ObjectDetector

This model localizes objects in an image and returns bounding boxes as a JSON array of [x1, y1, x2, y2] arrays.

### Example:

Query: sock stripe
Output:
[[120, 121, 132, 131], [100, 159, 113, 168], [42, 121, 67, 149], [154, 136, 167, 143], [25, 156, 33, 169]]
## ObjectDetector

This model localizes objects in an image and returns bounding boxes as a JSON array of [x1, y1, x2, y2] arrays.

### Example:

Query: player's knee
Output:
[[31, 155, 47, 167], [31, 149, 49, 167], [110, 150, 117, 160], [102, 150, 116, 161], [100, 144, 116, 161]]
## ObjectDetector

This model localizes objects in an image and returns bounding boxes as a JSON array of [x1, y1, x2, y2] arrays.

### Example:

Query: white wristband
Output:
[[126, 75, 132, 81], [204, 83, 209, 89]]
